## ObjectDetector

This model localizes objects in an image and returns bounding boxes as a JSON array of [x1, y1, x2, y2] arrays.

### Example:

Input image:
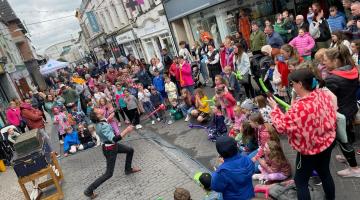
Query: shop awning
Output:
[[39, 59, 68, 75]]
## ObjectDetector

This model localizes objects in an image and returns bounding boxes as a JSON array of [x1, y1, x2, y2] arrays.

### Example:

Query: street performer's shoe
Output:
[[125, 167, 141, 175], [84, 191, 98, 199]]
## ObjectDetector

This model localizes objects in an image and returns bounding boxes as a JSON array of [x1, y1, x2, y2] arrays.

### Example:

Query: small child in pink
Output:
[[53, 107, 70, 144], [215, 86, 236, 125]]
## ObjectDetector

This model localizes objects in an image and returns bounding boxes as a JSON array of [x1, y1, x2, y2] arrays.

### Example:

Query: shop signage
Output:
[[116, 31, 136, 45], [86, 11, 100, 33], [134, 16, 168, 38], [163, 0, 227, 21]]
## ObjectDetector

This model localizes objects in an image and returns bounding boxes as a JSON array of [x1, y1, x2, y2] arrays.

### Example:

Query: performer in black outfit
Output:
[[84, 108, 141, 199]]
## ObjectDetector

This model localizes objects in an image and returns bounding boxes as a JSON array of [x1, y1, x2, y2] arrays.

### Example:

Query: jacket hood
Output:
[[20, 102, 32, 109], [330, 65, 359, 80]]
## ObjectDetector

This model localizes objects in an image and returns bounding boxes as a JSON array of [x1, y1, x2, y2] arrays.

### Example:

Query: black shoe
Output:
[[84, 190, 98, 199], [125, 167, 141, 175]]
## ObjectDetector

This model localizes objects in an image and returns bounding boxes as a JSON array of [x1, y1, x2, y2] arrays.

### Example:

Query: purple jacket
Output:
[[289, 33, 315, 56]]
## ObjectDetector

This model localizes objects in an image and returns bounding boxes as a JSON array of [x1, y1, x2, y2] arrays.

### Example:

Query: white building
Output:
[[44, 40, 76, 60], [77, 0, 177, 62]]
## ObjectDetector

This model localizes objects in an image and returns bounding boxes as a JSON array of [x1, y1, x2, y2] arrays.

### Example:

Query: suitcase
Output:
[[13, 129, 43, 156], [13, 151, 48, 177]]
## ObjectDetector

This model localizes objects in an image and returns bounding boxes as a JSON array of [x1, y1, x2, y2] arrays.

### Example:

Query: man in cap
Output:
[[211, 136, 255, 200]]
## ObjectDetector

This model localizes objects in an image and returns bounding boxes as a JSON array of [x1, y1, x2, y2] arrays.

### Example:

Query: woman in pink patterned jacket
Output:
[[268, 69, 336, 200], [289, 28, 315, 60]]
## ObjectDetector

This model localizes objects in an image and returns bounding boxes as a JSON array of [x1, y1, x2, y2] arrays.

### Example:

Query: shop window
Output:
[[144, 39, 156, 60], [189, 13, 222, 48], [160, 33, 176, 57]]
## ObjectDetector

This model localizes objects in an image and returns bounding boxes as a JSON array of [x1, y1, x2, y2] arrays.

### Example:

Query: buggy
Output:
[[0, 125, 18, 165]]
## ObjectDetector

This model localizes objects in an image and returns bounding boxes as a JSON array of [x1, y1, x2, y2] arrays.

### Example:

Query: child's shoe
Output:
[[157, 118, 161, 122], [184, 115, 190, 122], [167, 120, 174, 125], [151, 120, 155, 125], [135, 124, 143, 129], [59, 140, 64, 144]]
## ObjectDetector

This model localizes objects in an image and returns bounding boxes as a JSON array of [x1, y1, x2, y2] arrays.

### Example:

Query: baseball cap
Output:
[[193, 172, 212, 191], [216, 136, 238, 159]]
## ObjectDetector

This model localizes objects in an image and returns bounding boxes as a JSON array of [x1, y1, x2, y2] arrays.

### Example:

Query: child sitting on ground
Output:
[[254, 96, 272, 123], [77, 124, 95, 150], [191, 88, 211, 123], [208, 104, 227, 141], [229, 105, 247, 138], [168, 98, 183, 125], [63, 126, 83, 157], [252, 140, 291, 183], [238, 121, 258, 155], [87, 124, 101, 146], [194, 172, 223, 200]]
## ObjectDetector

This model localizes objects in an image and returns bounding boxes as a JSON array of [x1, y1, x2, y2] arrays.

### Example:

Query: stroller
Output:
[[0, 125, 18, 165], [192, 63, 203, 88]]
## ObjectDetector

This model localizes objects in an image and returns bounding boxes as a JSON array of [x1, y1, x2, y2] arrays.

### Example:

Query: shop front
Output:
[[116, 30, 145, 59], [106, 35, 122, 58], [89, 34, 108, 61], [165, 0, 336, 48], [134, 15, 176, 62]]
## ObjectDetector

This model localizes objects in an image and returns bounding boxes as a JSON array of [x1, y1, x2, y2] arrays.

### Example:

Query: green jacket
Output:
[[274, 21, 291, 42], [62, 89, 79, 105], [250, 30, 266, 52]]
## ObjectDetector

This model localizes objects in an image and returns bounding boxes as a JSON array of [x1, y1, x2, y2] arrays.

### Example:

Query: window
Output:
[[159, 33, 176, 56]]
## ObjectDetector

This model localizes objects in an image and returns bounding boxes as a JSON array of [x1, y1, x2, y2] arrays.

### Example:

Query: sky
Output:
[[8, 0, 82, 54]]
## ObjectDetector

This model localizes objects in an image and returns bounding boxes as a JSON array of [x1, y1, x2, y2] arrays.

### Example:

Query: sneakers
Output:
[[84, 191, 98, 199], [184, 115, 190, 122], [337, 167, 360, 177], [357, 149, 360, 155], [157, 118, 161, 122], [135, 124, 143, 130], [64, 153, 68, 157], [167, 120, 174, 125], [252, 173, 264, 180], [151, 120, 155, 125], [59, 140, 64, 144]]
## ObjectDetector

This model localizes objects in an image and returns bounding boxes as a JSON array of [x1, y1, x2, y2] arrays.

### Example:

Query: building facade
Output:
[[163, 0, 342, 49], [77, 0, 177, 62]]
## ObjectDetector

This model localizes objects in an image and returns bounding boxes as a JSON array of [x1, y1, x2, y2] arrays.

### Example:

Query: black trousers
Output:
[[85, 143, 134, 194], [294, 142, 335, 200], [126, 108, 140, 125]]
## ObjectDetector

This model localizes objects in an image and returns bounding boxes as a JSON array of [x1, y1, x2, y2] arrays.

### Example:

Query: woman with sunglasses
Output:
[[268, 69, 336, 200]]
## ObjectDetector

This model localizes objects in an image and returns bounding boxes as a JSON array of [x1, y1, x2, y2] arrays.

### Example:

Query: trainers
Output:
[[184, 115, 190, 122], [157, 118, 161, 122], [167, 120, 174, 125], [59, 140, 64, 144], [335, 155, 347, 163], [337, 167, 360, 177], [135, 124, 143, 129], [151, 120, 155, 125], [357, 149, 360, 155], [252, 173, 264, 180]]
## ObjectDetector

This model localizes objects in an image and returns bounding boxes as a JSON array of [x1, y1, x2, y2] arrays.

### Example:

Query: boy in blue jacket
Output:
[[211, 136, 255, 200], [152, 69, 167, 98], [63, 126, 83, 157]]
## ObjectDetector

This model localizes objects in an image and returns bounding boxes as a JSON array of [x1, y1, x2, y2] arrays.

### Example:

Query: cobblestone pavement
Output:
[[0, 124, 205, 200]]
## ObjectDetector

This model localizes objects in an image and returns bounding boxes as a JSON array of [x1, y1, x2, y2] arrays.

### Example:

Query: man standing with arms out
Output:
[[250, 21, 266, 56], [84, 108, 140, 199]]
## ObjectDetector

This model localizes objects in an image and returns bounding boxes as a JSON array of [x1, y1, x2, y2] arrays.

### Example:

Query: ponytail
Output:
[[325, 44, 355, 67]]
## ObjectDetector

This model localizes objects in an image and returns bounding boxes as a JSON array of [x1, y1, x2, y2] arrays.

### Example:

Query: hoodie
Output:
[[63, 131, 81, 152], [211, 153, 255, 200], [327, 14, 346, 32], [325, 65, 359, 119], [289, 33, 315, 56]]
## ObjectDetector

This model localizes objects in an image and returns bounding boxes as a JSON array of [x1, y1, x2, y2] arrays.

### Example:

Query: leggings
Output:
[[336, 112, 357, 167], [242, 76, 255, 98], [294, 142, 335, 200], [225, 106, 235, 121], [126, 108, 140, 125]]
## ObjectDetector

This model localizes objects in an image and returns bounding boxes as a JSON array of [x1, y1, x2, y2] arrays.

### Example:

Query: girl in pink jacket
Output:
[[289, 28, 315, 60], [177, 56, 195, 94]]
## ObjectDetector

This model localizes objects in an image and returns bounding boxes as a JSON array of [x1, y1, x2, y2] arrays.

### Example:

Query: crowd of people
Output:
[[1, 1, 360, 199]]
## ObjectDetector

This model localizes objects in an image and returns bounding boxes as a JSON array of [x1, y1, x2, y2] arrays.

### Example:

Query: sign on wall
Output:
[[86, 11, 100, 33]]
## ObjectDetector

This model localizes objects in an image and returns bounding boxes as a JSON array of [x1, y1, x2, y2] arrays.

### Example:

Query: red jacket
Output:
[[220, 48, 235, 71], [277, 56, 304, 86], [271, 89, 336, 155], [20, 103, 45, 129], [169, 63, 178, 79]]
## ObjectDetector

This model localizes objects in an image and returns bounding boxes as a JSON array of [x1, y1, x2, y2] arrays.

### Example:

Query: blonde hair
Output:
[[314, 48, 326, 62], [325, 44, 355, 68]]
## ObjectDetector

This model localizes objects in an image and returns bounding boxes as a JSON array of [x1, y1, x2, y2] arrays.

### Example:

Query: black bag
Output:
[[13, 151, 48, 177], [13, 129, 43, 157]]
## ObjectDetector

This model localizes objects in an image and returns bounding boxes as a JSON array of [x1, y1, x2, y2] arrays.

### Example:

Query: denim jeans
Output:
[[200, 61, 209, 81], [184, 85, 195, 94], [85, 143, 134, 194], [180, 104, 194, 117]]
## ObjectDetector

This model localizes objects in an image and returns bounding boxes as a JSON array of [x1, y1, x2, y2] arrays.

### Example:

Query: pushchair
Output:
[[191, 62, 203, 88], [0, 125, 17, 165]]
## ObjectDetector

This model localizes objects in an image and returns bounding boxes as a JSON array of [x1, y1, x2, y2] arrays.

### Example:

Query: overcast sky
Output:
[[8, 0, 82, 54]]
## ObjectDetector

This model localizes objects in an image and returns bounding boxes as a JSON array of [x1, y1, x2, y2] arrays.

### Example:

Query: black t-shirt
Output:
[[78, 130, 93, 144]]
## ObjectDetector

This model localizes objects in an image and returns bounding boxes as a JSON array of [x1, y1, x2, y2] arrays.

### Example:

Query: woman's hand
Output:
[[267, 97, 277, 109]]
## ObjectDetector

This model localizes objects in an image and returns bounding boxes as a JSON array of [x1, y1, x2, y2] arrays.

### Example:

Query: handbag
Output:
[[13, 151, 48, 177]]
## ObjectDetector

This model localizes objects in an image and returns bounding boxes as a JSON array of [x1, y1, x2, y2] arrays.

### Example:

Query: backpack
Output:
[[269, 182, 325, 200]]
